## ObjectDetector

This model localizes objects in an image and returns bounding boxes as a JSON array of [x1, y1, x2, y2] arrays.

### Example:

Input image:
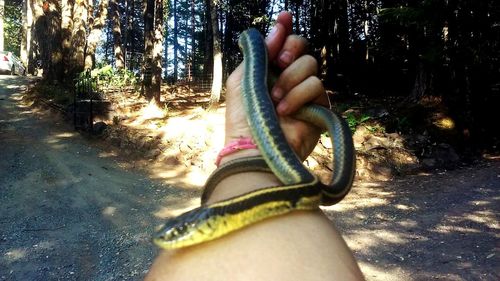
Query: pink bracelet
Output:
[[215, 137, 258, 166]]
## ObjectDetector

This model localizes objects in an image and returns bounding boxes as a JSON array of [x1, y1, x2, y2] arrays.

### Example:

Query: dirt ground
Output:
[[1, 76, 499, 280]]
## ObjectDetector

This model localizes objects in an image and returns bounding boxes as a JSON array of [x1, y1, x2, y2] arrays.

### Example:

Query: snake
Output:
[[153, 28, 355, 250]]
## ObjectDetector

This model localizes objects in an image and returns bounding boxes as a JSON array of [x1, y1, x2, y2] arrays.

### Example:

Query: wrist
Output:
[[205, 171, 281, 204], [217, 136, 261, 166], [218, 148, 261, 166]]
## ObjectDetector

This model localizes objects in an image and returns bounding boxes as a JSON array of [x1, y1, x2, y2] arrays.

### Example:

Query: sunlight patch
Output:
[[103, 206, 117, 216], [357, 261, 412, 281], [465, 211, 499, 229], [134, 100, 166, 123], [433, 225, 481, 234], [54, 132, 77, 138], [4, 248, 27, 261], [322, 182, 393, 211], [344, 229, 412, 253]]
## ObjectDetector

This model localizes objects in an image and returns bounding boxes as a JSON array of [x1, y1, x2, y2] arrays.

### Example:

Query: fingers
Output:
[[265, 24, 289, 61], [271, 54, 325, 115], [276, 76, 325, 115], [265, 11, 293, 60], [232, 13, 326, 119], [272, 54, 317, 99], [274, 35, 308, 69], [276, 11, 293, 34]]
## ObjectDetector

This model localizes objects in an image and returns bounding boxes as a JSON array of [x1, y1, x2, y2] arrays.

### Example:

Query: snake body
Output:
[[154, 28, 355, 250]]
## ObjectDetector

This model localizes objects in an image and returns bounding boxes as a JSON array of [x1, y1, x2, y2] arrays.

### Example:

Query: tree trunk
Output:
[[142, 0, 154, 98], [184, 5, 189, 80], [124, 0, 131, 68], [408, 61, 429, 101], [71, 0, 88, 73], [61, 0, 74, 77], [208, 0, 222, 109], [0, 0, 4, 51], [190, 0, 195, 77], [151, 0, 163, 104], [29, 0, 44, 74], [203, 0, 213, 78], [172, 0, 178, 81], [110, 0, 124, 69], [38, 0, 63, 81], [83, 0, 108, 70], [21, 0, 33, 66]]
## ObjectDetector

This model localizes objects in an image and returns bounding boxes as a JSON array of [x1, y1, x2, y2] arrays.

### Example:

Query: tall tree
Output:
[[190, 0, 195, 76], [0, 0, 4, 51], [202, 0, 212, 78], [21, 0, 32, 65], [110, 0, 124, 69], [142, 0, 154, 97], [70, 0, 87, 72], [150, 0, 163, 103], [309, 0, 350, 90], [207, 0, 222, 108], [142, 0, 164, 105], [35, 0, 63, 81], [60, 0, 74, 76]]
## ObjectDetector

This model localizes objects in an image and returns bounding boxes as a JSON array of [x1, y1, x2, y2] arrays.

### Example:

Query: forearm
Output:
[[145, 169, 364, 281], [147, 213, 363, 281]]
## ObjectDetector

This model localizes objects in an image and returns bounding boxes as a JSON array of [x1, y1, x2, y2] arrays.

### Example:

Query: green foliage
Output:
[[345, 112, 371, 132], [4, 3, 22, 55], [83, 65, 138, 87], [75, 71, 99, 93], [378, 7, 424, 27], [365, 124, 386, 134], [396, 116, 411, 133]]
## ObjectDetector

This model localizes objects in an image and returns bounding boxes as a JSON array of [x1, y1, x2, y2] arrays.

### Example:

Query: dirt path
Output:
[[0, 77, 198, 280], [0, 76, 498, 280], [326, 161, 499, 280]]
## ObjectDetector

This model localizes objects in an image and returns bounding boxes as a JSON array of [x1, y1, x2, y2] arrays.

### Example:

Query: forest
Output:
[[1, 0, 499, 156]]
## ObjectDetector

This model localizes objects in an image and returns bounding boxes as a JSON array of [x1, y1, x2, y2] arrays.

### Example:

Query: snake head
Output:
[[153, 206, 215, 249]]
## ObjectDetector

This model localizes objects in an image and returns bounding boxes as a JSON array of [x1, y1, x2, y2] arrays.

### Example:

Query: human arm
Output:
[[145, 11, 364, 281]]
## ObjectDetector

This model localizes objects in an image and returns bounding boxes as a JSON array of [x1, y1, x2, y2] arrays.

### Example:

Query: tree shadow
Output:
[[323, 164, 500, 280]]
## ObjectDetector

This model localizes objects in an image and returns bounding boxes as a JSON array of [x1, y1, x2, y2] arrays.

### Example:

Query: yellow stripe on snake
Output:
[[153, 28, 355, 250]]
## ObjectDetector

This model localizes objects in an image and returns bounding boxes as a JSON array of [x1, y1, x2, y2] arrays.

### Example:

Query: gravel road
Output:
[[0, 76, 498, 280], [0, 76, 195, 280]]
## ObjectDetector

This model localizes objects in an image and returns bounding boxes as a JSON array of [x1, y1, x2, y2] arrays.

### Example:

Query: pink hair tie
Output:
[[215, 137, 258, 166]]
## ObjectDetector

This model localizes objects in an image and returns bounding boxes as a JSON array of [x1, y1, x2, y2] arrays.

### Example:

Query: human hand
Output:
[[224, 11, 329, 163]]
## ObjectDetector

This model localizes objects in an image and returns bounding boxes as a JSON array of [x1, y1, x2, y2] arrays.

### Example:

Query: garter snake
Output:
[[154, 28, 355, 250]]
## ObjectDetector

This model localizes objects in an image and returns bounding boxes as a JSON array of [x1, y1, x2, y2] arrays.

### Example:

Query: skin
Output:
[[145, 11, 364, 281]]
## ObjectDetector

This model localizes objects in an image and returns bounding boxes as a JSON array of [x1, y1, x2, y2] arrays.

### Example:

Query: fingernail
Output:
[[277, 100, 289, 115], [272, 87, 284, 100], [279, 51, 293, 66]]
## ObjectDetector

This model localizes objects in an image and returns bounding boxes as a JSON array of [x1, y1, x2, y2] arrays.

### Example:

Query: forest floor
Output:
[[1, 76, 499, 280]]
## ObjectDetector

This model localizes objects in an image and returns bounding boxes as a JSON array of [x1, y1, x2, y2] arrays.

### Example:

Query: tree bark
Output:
[[21, 0, 33, 66], [38, 0, 63, 81], [71, 0, 88, 73], [29, 0, 44, 74], [0, 0, 4, 51], [83, 0, 108, 70], [172, 0, 178, 81], [142, 0, 154, 98], [110, 0, 124, 69], [151, 0, 163, 104], [208, 0, 222, 109], [61, 0, 73, 76], [190, 0, 195, 77], [202, 0, 213, 78]]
